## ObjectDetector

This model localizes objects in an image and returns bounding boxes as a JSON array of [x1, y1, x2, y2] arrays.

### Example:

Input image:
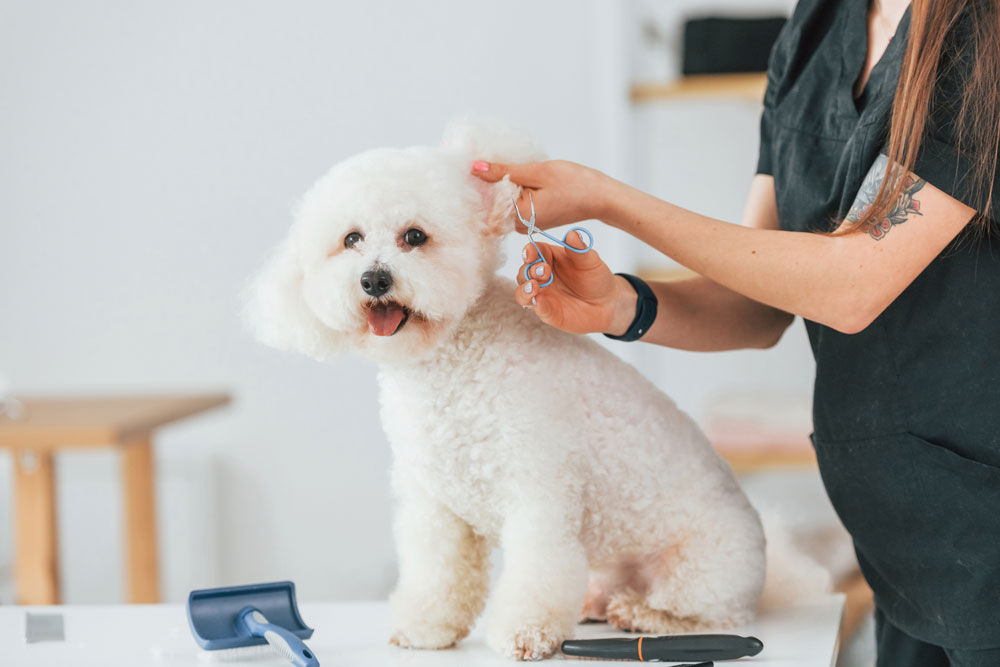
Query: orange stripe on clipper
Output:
[[637, 636, 644, 661]]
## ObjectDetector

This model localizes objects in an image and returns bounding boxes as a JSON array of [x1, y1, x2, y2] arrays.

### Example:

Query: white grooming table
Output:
[[0, 596, 844, 666]]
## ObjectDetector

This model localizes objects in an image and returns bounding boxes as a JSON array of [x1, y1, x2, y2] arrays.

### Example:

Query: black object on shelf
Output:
[[682, 16, 787, 75]]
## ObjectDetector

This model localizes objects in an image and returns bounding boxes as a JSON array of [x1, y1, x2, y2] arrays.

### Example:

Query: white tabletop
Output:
[[1, 596, 844, 666]]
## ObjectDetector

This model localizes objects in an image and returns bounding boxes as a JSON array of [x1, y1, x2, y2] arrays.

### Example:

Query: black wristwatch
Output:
[[603, 273, 658, 342]]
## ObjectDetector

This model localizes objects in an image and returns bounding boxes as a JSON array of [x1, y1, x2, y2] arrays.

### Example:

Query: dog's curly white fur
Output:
[[245, 120, 768, 660]]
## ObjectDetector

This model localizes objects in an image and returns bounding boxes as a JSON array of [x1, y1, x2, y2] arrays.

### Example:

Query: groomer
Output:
[[473, 0, 1000, 665]]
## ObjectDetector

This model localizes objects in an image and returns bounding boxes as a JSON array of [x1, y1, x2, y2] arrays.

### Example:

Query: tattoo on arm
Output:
[[845, 154, 927, 241]]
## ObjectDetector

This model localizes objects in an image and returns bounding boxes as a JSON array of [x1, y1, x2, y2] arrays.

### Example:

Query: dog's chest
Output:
[[380, 368, 510, 536]]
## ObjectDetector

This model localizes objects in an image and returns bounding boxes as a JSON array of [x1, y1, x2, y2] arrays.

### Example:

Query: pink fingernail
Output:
[[471, 161, 489, 172]]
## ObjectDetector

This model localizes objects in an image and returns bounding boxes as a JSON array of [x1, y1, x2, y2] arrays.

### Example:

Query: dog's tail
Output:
[[759, 510, 834, 610]]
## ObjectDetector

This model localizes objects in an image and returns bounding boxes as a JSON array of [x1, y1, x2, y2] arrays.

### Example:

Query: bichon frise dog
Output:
[[245, 121, 769, 660]]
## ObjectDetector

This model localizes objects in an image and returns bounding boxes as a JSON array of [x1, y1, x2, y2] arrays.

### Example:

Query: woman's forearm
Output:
[[599, 179, 904, 333], [641, 276, 794, 351], [600, 180, 846, 328]]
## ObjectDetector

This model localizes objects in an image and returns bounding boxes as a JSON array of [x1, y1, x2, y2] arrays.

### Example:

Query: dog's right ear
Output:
[[242, 240, 342, 360]]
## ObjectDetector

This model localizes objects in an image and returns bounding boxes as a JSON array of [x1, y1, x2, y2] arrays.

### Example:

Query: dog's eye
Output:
[[403, 228, 427, 247], [344, 231, 363, 248]]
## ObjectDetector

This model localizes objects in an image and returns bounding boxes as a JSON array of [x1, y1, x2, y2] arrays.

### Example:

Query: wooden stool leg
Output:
[[13, 449, 61, 605], [121, 434, 161, 603]]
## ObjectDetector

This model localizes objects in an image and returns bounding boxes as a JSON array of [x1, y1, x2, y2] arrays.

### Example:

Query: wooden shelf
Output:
[[631, 72, 767, 104]]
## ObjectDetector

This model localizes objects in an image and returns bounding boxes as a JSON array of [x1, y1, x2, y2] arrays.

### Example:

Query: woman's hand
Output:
[[470, 159, 633, 334], [471, 159, 612, 232], [512, 232, 637, 336]]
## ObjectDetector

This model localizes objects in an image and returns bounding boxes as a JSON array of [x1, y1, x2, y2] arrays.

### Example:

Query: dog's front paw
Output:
[[487, 620, 565, 661], [388, 622, 469, 650], [389, 590, 473, 650]]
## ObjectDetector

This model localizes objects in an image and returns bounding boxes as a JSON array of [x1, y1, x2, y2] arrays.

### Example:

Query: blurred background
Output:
[[0, 0, 872, 663]]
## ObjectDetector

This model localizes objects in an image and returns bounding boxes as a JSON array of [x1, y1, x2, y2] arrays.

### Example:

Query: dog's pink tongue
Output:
[[367, 303, 406, 336]]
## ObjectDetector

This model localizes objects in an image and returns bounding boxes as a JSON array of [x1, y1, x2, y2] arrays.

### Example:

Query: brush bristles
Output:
[[197, 645, 276, 662]]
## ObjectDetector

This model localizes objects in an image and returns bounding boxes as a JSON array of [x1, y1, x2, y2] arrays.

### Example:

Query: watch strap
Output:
[[603, 273, 658, 342]]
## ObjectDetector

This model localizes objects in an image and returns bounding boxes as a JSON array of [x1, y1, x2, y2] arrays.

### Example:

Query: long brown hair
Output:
[[853, 0, 1000, 234]]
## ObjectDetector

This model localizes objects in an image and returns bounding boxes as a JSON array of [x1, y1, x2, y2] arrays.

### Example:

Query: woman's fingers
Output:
[[515, 242, 555, 305], [516, 243, 554, 285], [514, 278, 538, 307], [517, 234, 600, 284], [517, 258, 550, 286], [564, 229, 588, 250], [470, 160, 504, 182], [530, 260, 551, 285], [560, 231, 604, 271], [515, 244, 536, 284], [513, 279, 558, 326], [471, 161, 545, 187]]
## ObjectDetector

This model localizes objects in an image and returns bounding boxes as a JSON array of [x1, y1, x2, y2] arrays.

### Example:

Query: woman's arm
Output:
[[638, 175, 794, 350], [641, 274, 793, 350], [599, 158, 976, 334], [480, 157, 977, 335]]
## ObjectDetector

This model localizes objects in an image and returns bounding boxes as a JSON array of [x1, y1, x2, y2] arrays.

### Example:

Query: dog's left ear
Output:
[[440, 117, 545, 237], [471, 175, 521, 237]]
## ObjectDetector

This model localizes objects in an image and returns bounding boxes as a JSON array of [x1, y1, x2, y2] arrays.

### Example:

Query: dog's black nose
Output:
[[360, 269, 392, 297]]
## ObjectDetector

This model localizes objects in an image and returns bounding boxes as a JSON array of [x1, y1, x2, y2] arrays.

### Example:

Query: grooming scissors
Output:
[[512, 191, 594, 288]]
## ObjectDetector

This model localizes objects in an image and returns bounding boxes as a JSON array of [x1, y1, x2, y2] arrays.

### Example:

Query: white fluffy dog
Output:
[[246, 122, 768, 660]]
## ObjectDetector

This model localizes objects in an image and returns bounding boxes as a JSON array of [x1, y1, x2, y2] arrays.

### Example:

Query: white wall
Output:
[[0, 0, 634, 603], [0, 0, 815, 604]]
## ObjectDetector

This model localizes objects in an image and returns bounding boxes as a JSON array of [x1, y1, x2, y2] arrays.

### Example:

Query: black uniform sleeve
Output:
[[757, 108, 776, 176], [910, 13, 999, 217]]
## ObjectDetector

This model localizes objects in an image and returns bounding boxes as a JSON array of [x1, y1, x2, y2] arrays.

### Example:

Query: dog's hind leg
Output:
[[581, 556, 645, 622], [581, 569, 615, 622], [389, 485, 490, 650], [606, 514, 765, 633]]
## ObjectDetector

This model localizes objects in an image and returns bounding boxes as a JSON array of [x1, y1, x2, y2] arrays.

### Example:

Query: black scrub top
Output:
[[757, 0, 1000, 650]]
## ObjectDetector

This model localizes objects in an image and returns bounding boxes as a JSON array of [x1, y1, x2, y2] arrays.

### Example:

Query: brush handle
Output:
[[237, 607, 320, 667]]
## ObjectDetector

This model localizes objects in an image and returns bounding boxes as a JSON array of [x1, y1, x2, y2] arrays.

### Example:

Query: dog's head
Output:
[[244, 120, 544, 362]]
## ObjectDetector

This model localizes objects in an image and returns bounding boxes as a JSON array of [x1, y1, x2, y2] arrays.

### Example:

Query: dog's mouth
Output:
[[365, 300, 411, 336]]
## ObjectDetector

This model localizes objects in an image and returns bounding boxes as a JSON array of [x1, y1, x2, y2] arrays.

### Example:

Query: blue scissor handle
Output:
[[524, 228, 594, 287], [513, 193, 594, 288]]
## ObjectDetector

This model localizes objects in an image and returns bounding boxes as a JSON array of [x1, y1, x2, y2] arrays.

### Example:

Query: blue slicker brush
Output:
[[187, 581, 320, 666]]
